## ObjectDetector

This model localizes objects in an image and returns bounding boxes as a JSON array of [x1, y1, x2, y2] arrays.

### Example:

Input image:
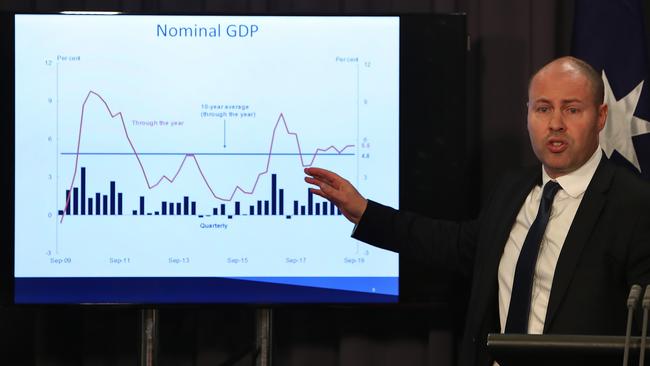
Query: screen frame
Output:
[[1, 11, 469, 306]]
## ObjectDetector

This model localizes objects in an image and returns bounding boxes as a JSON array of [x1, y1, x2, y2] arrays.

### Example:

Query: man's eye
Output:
[[536, 106, 550, 113], [566, 107, 579, 114]]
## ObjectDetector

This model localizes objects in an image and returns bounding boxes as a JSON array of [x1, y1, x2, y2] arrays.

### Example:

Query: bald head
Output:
[[529, 56, 604, 105], [526, 55, 608, 178]]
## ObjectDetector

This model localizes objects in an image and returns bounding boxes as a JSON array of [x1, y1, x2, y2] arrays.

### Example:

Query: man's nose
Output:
[[548, 110, 566, 131]]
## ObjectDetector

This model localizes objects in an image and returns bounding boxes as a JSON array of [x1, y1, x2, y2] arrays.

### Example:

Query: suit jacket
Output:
[[352, 157, 650, 366]]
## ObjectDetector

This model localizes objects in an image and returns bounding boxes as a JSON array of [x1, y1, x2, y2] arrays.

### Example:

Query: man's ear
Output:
[[597, 103, 608, 132]]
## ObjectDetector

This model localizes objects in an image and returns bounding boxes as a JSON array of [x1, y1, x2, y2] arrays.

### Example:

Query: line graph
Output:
[[60, 90, 355, 222], [59, 152, 355, 156]]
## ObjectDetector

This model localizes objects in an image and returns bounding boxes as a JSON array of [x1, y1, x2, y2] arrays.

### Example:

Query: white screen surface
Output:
[[14, 14, 399, 302]]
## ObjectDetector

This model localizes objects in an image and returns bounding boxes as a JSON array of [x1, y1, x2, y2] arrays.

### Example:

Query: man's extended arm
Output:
[[305, 166, 479, 280]]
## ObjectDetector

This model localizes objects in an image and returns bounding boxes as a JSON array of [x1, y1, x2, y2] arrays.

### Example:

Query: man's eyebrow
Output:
[[560, 98, 585, 104], [530, 98, 551, 104], [529, 98, 585, 104]]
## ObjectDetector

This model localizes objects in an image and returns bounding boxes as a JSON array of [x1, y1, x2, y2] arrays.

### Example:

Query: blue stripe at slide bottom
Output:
[[14, 277, 398, 304]]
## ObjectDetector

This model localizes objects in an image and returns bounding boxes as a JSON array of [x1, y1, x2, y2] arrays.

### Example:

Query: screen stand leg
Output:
[[255, 308, 273, 366], [139, 308, 159, 366]]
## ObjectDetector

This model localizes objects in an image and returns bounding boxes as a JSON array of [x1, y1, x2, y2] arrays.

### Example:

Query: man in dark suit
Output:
[[305, 56, 650, 366]]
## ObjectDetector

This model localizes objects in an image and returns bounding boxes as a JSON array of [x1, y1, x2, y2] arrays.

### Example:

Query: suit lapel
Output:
[[473, 167, 540, 332], [543, 158, 614, 331]]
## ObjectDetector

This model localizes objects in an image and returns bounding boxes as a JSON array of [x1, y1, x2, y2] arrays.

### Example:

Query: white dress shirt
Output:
[[497, 148, 602, 334]]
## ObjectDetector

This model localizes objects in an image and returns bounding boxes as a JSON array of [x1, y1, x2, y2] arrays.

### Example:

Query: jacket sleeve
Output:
[[352, 199, 479, 281]]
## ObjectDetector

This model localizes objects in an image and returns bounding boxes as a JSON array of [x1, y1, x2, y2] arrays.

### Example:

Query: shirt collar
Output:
[[541, 148, 602, 198]]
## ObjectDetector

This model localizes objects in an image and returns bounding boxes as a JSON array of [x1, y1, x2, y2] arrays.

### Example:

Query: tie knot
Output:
[[542, 180, 561, 202]]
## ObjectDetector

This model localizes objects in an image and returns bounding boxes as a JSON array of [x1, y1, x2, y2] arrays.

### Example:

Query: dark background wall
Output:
[[1, 1, 649, 365]]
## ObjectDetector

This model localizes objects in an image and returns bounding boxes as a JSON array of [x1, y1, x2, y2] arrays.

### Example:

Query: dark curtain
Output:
[[0, 0, 619, 365]]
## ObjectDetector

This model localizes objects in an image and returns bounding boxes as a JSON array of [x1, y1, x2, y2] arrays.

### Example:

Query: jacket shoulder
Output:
[[604, 160, 650, 203]]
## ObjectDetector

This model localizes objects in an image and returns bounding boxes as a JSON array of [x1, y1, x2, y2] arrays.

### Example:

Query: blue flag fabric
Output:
[[572, 0, 650, 180]]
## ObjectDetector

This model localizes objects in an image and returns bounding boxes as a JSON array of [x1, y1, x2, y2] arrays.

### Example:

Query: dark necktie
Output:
[[505, 180, 561, 333]]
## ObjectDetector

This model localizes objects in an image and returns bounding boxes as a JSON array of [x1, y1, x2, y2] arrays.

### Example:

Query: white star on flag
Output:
[[600, 71, 650, 172]]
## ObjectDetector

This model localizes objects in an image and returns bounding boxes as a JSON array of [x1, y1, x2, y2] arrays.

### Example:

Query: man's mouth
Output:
[[546, 139, 568, 153]]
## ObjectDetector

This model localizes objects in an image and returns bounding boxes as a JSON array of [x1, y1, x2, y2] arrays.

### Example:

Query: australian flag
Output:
[[572, 0, 650, 181]]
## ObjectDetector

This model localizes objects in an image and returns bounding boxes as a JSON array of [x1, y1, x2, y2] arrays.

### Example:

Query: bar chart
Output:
[[59, 167, 341, 219]]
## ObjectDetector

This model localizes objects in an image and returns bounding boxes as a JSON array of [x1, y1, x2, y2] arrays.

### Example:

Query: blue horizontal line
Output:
[[60, 152, 355, 156]]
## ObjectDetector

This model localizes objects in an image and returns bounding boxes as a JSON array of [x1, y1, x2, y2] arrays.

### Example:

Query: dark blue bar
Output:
[[322, 202, 328, 215], [132, 210, 137, 215], [88, 198, 93, 215], [161, 201, 167, 215], [271, 174, 277, 215], [73, 188, 79, 215], [80, 167, 86, 215], [15, 277, 398, 304], [301, 206, 305, 215], [65, 190, 71, 215], [176, 202, 181, 215], [315, 203, 320, 215], [308, 189, 313, 215], [220, 204, 226, 216], [140, 197, 145, 215], [110, 181, 116, 215], [213, 207, 218, 215], [337, 208, 341, 215], [235, 202, 240, 215], [102, 195, 108, 215], [191, 202, 196, 215], [264, 200, 269, 215], [330, 202, 335, 215], [257, 201, 262, 215], [293, 200, 298, 215], [154, 212, 160, 215], [279, 189, 284, 215], [183, 196, 189, 215], [58, 210, 64, 215], [169, 203, 174, 215], [95, 193, 101, 215], [118, 193, 123, 215], [249, 205, 254, 215]]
